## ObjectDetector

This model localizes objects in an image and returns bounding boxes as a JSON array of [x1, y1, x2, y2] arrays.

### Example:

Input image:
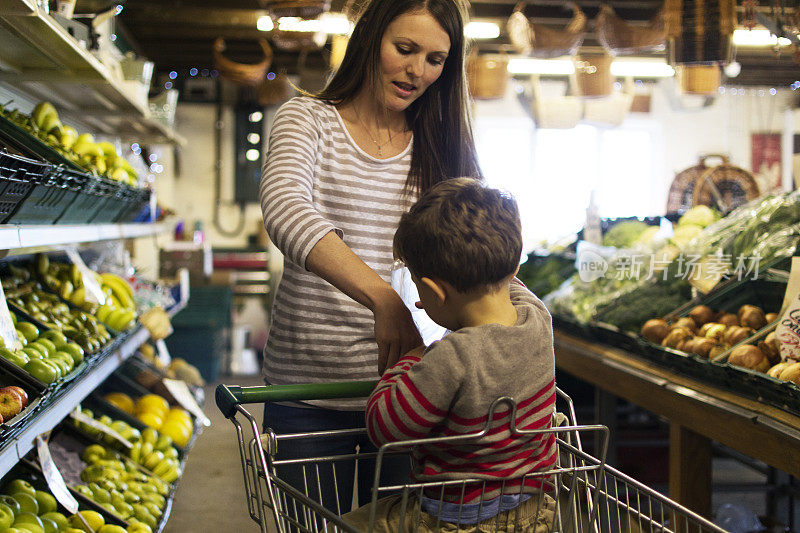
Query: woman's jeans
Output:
[[263, 403, 412, 520]]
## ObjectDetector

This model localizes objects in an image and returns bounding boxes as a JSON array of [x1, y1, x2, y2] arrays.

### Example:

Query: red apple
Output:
[[0, 388, 23, 422], [3, 386, 28, 408]]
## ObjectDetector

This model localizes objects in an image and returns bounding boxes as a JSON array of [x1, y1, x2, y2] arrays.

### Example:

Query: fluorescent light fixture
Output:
[[732, 28, 791, 46], [465, 21, 500, 39], [257, 15, 274, 31], [277, 13, 351, 34], [508, 58, 575, 75], [610, 59, 674, 78]]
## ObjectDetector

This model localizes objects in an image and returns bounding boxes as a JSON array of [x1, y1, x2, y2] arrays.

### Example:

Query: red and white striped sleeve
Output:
[[366, 347, 461, 447]]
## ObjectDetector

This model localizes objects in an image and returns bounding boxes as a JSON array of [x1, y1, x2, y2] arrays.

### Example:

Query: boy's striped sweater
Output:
[[366, 283, 557, 502]]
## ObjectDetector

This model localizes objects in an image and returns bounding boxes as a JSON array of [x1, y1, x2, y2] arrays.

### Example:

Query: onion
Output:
[[728, 345, 769, 372], [688, 305, 715, 326], [640, 319, 670, 344]]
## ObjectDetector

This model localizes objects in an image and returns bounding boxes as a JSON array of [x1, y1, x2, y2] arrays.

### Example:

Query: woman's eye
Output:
[[396, 46, 412, 55], [428, 57, 444, 66]]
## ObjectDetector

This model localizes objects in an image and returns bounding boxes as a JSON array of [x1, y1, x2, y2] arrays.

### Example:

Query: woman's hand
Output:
[[373, 289, 423, 374]]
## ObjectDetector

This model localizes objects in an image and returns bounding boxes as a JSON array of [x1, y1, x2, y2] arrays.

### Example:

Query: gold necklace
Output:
[[353, 105, 398, 158]]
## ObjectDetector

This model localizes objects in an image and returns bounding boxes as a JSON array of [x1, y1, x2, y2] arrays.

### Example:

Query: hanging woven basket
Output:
[[467, 52, 510, 100], [271, 29, 327, 52], [676, 64, 721, 95], [573, 53, 614, 97], [664, 0, 736, 64], [265, 0, 331, 19], [596, 4, 666, 56], [507, 2, 587, 59], [213, 38, 273, 87]]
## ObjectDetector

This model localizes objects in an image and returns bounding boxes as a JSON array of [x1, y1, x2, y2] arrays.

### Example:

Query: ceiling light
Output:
[[507, 58, 575, 75], [257, 16, 274, 32], [723, 61, 741, 78], [610, 59, 674, 78], [277, 13, 351, 34], [732, 28, 791, 47], [465, 22, 500, 40], [246, 149, 260, 161]]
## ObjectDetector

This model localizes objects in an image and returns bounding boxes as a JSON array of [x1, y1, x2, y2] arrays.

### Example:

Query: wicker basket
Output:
[[665, 0, 735, 63], [467, 52, 510, 100], [676, 64, 720, 94], [213, 38, 273, 86], [596, 4, 666, 56], [573, 53, 613, 98], [265, 0, 331, 19], [506, 2, 586, 59], [529, 76, 583, 129], [666, 155, 760, 214]]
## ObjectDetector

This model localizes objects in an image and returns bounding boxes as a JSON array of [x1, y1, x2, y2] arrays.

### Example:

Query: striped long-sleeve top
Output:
[[260, 96, 415, 410], [367, 283, 557, 502]]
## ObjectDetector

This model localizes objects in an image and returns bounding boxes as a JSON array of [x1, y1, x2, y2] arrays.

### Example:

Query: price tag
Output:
[[70, 409, 132, 449], [65, 247, 106, 306], [0, 283, 23, 351], [36, 434, 79, 515], [163, 378, 211, 427]]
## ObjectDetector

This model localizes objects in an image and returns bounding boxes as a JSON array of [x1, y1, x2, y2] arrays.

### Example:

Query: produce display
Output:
[[1, 101, 139, 186], [0, 312, 85, 385], [104, 392, 194, 448], [72, 408, 183, 484], [0, 384, 29, 425], [517, 253, 576, 299]]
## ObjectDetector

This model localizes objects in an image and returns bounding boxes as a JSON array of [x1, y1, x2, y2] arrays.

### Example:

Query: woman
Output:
[[259, 0, 482, 515]]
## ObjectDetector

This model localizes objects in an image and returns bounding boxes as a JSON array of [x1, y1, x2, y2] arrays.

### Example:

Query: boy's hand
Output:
[[374, 293, 423, 375]]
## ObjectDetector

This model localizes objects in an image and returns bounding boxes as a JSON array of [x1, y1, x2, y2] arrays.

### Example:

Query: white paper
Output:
[[65, 247, 106, 306], [162, 378, 210, 427], [0, 283, 23, 351], [36, 434, 79, 515], [390, 264, 447, 346], [70, 409, 132, 449]]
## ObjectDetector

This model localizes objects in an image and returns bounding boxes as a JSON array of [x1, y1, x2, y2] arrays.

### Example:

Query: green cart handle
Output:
[[215, 380, 378, 419]]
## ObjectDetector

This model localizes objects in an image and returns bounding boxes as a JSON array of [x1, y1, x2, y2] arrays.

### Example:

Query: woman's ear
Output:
[[420, 277, 447, 306]]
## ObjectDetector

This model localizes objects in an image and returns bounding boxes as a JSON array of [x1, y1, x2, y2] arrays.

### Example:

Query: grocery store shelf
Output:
[[0, 294, 187, 479], [0, 221, 170, 251], [0, 326, 147, 477], [0, 4, 185, 145]]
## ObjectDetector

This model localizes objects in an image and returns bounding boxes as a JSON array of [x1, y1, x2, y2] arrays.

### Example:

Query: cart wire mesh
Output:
[[216, 382, 726, 533]]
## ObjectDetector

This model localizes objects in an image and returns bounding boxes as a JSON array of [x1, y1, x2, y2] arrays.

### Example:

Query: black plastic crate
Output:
[[5, 166, 83, 225], [115, 187, 150, 223], [0, 150, 50, 223], [56, 174, 107, 224], [87, 179, 121, 223]]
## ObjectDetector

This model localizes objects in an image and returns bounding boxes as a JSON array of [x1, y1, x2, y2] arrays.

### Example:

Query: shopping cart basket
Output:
[[216, 381, 727, 532]]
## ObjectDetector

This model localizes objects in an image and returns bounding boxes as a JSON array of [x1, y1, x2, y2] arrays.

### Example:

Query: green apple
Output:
[[10, 493, 37, 514], [24, 360, 58, 384], [13, 511, 44, 533], [6, 479, 36, 498], [0, 495, 20, 517], [59, 343, 84, 365], [49, 351, 74, 369], [137, 492, 164, 508], [81, 444, 107, 464], [141, 501, 161, 518], [27, 342, 51, 358], [72, 485, 93, 499], [39, 330, 68, 349], [0, 502, 15, 529], [39, 512, 69, 531], [14, 332, 26, 347], [33, 338, 56, 354], [125, 521, 152, 533], [21, 348, 42, 361], [15, 323, 38, 343], [97, 525, 127, 533], [0, 347, 28, 367], [33, 490, 57, 514], [39, 516, 58, 533], [46, 357, 70, 376]]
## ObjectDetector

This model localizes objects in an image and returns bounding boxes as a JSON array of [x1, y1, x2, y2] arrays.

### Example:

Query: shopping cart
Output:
[[216, 381, 727, 532]]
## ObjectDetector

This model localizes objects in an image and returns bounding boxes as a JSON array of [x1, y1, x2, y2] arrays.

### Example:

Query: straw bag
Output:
[[528, 76, 583, 129], [265, 0, 331, 19], [573, 53, 613, 98], [665, 0, 736, 63], [213, 38, 273, 87], [676, 64, 721, 95], [467, 51, 510, 100], [507, 2, 586, 59], [596, 4, 666, 56]]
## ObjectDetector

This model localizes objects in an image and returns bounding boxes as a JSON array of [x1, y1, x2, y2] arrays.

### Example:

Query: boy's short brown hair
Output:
[[393, 177, 522, 292]]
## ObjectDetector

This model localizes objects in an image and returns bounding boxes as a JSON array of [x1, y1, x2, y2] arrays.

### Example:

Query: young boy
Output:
[[343, 178, 558, 532]]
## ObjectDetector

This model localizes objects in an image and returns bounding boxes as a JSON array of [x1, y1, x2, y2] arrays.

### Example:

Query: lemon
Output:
[[135, 412, 163, 429], [69, 510, 105, 532], [105, 393, 135, 415], [135, 395, 169, 417]]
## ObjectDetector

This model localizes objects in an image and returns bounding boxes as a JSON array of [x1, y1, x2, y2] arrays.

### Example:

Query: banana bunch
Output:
[[2, 101, 140, 186], [96, 272, 138, 332]]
